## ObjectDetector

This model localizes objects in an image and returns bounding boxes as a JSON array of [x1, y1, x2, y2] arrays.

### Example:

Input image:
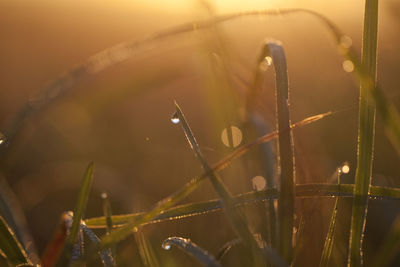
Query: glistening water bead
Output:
[[171, 112, 180, 124]]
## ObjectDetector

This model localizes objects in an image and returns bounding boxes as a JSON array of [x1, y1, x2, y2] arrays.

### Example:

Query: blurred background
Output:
[[1, 0, 400, 266]]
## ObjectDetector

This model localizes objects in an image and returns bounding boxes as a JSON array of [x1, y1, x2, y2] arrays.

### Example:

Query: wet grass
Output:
[[0, 1, 399, 266]]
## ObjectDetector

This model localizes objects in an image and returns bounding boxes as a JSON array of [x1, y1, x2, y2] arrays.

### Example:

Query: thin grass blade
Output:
[[262, 41, 295, 263], [134, 229, 160, 267], [319, 165, 344, 267], [101, 193, 117, 263], [0, 216, 32, 266], [56, 162, 95, 266], [216, 238, 241, 261], [162, 237, 221, 267], [348, 0, 379, 266], [85, 183, 400, 230], [174, 102, 270, 266]]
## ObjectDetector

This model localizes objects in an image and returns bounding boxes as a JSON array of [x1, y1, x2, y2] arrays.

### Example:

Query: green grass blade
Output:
[[57, 162, 95, 266], [85, 183, 400, 229], [173, 102, 270, 266], [162, 237, 221, 267], [348, 0, 379, 266], [0, 216, 31, 266], [320, 165, 344, 267], [371, 216, 400, 267], [101, 192, 117, 264], [263, 41, 295, 263], [134, 229, 160, 267]]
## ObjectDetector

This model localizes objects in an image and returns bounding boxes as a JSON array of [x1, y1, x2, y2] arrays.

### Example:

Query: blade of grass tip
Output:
[[101, 192, 117, 263], [348, 0, 378, 266], [216, 238, 241, 261], [174, 102, 285, 267], [162, 237, 222, 267], [0, 216, 32, 266], [371, 216, 400, 267], [134, 228, 160, 267], [84, 112, 331, 263], [263, 41, 295, 263], [56, 162, 94, 266], [320, 164, 344, 267]]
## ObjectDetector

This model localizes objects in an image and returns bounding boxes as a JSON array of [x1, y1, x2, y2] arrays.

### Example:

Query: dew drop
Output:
[[259, 56, 273, 71], [162, 243, 171, 250], [342, 60, 355, 72], [252, 176, 266, 191], [264, 56, 273, 66], [221, 126, 243, 148], [340, 35, 353, 49], [171, 112, 180, 124]]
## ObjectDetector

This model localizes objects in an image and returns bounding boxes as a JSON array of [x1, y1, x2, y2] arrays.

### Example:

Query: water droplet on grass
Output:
[[162, 243, 171, 250], [221, 126, 243, 148], [171, 112, 180, 124], [342, 60, 355, 72]]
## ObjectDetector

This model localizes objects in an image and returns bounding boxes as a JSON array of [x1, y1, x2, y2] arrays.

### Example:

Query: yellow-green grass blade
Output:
[[173, 102, 270, 266], [348, 0, 379, 266], [85, 184, 400, 229], [262, 41, 295, 263], [319, 195, 339, 267], [371, 216, 400, 267], [134, 229, 160, 267], [57, 162, 94, 266], [162, 237, 221, 267], [101, 192, 117, 264], [0, 216, 32, 266]]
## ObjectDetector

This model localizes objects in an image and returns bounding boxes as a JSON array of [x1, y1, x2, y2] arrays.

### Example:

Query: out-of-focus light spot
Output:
[[341, 163, 350, 174], [252, 176, 266, 191], [342, 60, 354, 72], [221, 126, 243, 148], [101, 192, 108, 199], [145, 137, 150, 142], [340, 35, 353, 49]]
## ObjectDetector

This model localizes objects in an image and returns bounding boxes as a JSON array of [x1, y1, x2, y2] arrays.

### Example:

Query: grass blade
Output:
[[101, 193, 117, 264], [348, 0, 379, 266], [319, 165, 344, 267], [216, 238, 241, 261], [173, 101, 270, 266], [56, 162, 95, 266], [162, 237, 221, 267], [134, 229, 160, 267], [262, 41, 295, 263], [0, 216, 32, 266], [85, 183, 400, 229]]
